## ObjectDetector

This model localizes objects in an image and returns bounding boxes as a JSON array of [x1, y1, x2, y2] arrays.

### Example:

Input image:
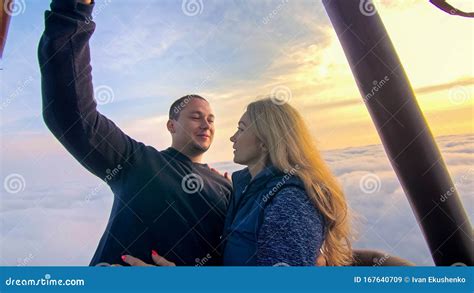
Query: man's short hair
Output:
[[169, 95, 207, 120]]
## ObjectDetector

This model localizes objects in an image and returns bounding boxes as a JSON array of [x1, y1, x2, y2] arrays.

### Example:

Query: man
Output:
[[39, 0, 232, 266]]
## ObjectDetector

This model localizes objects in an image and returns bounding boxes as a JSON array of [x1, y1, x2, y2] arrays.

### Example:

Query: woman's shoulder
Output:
[[267, 186, 317, 212], [231, 168, 251, 186], [264, 186, 325, 228]]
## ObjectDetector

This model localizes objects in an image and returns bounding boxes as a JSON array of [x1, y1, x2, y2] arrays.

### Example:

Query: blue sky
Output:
[[2, 1, 331, 151], [2, 0, 472, 162]]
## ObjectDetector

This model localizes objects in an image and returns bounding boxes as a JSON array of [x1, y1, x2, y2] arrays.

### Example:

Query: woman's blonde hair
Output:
[[247, 98, 353, 266]]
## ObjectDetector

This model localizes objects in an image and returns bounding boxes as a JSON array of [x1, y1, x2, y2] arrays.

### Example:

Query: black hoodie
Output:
[[38, 0, 231, 266]]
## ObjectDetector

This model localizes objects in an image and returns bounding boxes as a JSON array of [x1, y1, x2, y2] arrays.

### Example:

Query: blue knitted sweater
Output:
[[256, 187, 326, 266]]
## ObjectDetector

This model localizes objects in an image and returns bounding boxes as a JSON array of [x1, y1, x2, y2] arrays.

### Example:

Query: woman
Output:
[[121, 98, 352, 266]]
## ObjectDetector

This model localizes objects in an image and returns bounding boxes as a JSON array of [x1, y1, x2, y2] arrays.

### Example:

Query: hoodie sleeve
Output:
[[38, 0, 144, 183]]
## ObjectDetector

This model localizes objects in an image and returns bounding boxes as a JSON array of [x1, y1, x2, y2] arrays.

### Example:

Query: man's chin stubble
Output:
[[191, 143, 210, 153]]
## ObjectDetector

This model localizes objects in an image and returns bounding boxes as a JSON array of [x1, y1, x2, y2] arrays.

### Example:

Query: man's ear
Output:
[[167, 119, 175, 134]]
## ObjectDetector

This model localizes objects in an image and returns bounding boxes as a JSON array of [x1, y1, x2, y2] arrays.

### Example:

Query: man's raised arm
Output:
[[38, 0, 142, 182]]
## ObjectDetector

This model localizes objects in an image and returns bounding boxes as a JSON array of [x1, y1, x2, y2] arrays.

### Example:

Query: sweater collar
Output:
[[232, 165, 281, 191], [163, 147, 209, 167], [232, 164, 305, 195]]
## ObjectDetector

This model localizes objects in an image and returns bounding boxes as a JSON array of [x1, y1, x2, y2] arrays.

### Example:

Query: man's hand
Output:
[[210, 167, 231, 182], [78, 0, 92, 5]]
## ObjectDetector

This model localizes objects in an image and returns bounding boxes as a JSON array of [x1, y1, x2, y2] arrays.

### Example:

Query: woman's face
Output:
[[230, 112, 265, 166]]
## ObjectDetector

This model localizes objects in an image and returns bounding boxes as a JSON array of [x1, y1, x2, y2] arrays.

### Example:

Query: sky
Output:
[[1, 0, 472, 162], [0, 0, 473, 266]]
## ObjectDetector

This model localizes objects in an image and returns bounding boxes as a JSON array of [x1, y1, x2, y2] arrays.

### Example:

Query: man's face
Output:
[[169, 98, 215, 154]]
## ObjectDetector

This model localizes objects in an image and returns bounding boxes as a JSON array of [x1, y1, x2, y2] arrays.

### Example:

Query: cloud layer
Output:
[[1, 134, 472, 266]]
